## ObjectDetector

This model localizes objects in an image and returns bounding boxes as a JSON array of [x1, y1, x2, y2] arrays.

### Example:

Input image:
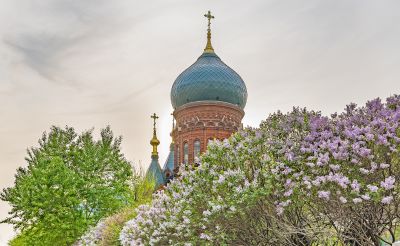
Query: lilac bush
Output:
[[120, 95, 400, 245], [119, 108, 325, 245], [272, 97, 400, 244], [120, 162, 258, 245]]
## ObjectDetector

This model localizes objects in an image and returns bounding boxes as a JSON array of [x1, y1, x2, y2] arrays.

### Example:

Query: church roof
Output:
[[162, 143, 175, 173], [146, 156, 165, 188], [170, 52, 247, 110]]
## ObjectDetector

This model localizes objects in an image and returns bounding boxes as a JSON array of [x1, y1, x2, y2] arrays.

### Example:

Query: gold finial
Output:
[[203, 10, 215, 53], [150, 113, 160, 157]]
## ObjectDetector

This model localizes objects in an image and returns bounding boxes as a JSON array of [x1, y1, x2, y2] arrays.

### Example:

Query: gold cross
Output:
[[204, 10, 214, 29], [151, 113, 159, 129]]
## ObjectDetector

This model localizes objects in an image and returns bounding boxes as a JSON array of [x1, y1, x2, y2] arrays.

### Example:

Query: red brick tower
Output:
[[170, 11, 248, 168]]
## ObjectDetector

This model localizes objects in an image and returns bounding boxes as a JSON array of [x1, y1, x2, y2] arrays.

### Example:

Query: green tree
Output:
[[1, 126, 133, 245]]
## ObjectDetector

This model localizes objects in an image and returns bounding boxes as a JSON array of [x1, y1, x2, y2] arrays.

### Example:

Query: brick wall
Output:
[[172, 101, 244, 170]]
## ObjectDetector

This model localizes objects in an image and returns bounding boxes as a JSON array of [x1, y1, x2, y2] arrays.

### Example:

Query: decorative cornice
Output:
[[173, 100, 245, 115]]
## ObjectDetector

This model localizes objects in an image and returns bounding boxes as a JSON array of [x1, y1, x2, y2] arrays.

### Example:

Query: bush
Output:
[[119, 95, 400, 246], [3, 126, 134, 245]]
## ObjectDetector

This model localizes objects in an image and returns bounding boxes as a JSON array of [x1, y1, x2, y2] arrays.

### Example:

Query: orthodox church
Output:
[[146, 11, 248, 188]]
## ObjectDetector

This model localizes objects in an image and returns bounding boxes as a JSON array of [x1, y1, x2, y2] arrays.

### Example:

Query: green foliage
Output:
[[2, 126, 133, 245], [100, 174, 154, 246], [76, 173, 154, 245], [9, 233, 29, 246]]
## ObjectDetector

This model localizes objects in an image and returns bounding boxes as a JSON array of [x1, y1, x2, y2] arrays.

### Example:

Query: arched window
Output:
[[183, 142, 189, 164], [194, 140, 201, 161]]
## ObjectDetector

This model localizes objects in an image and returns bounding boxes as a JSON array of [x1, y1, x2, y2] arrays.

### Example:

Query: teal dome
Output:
[[170, 52, 247, 109]]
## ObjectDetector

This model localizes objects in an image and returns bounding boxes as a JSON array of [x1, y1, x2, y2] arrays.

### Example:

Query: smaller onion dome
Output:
[[150, 113, 160, 157], [146, 113, 165, 188]]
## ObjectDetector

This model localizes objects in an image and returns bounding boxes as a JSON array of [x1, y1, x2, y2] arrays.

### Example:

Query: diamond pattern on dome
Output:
[[171, 52, 247, 109]]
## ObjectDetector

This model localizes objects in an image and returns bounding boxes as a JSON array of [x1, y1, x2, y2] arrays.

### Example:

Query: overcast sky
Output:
[[1, 0, 400, 243]]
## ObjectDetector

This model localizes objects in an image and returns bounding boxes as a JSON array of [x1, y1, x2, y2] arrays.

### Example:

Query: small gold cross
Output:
[[204, 10, 214, 29], [151, 113, 159, 128]]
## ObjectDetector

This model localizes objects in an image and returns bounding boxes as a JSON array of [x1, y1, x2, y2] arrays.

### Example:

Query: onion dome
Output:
[[170, 11, 247, 110]]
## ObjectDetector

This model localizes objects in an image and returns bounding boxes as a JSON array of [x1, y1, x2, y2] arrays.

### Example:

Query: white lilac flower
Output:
[[200, 233, 212, 241], [276, 206, 284, 215], [183, 216, 190, 224], [318, 190, 330, 200], [306, 162, 315, 167], [359, 168, 369, 174], [380, 163, 390, 169], [329, 164, 340, 171], [361, 194, 370, 201], [202, 210, 212, 216], [381, 196, 393, 204]]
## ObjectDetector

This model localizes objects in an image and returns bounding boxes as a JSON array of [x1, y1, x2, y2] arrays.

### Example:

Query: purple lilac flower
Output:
[[351, 180, 360, 192], [318, 191, 330, 200], [329, 164, 340, 171], [378, 135, 388, 145], [367, 185, 378, 192], [359, 148, 371, 158], [365, 133, 374, 141], [282, 166, 292, 175], [381, 176, 395, 190], [334, 174, 350, 188], [284, 189, 293, 197], [285, 179, 292, 187]]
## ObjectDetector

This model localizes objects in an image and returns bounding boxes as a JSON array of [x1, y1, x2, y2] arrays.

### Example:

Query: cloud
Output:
[[0, 0, 136, 86]]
